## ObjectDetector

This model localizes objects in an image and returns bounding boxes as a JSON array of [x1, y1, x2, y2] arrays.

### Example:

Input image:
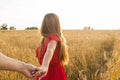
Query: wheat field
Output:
[[0, 30, 120, 80]]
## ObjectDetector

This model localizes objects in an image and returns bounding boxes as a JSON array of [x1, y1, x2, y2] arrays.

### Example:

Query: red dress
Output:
[[35, 34, 67, 80]]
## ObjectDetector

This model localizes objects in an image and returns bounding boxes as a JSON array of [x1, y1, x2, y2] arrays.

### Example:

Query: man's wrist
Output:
[[18, 62, 26, 73]]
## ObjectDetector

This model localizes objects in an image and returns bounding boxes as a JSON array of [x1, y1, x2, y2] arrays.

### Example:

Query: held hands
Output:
[[36, 66, 48, 78], [21, 63, 48, 78], [20, 63, 39, 78]]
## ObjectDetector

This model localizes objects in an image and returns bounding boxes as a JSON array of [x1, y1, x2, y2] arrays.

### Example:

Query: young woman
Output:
[[35, 13, 69, 80]]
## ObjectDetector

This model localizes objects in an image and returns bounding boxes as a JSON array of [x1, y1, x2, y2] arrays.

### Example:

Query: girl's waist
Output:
[[49, 62, 62, 67]]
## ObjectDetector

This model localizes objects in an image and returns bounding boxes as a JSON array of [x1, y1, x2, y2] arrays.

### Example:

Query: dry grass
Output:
[[0, 30, 120, 80]]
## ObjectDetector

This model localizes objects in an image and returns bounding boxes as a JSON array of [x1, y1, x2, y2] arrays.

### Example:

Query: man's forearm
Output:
[[0, 52, 25, 72]]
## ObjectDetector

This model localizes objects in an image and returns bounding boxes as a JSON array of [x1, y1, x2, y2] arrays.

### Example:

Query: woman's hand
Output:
[[36, 66, 48, 78]]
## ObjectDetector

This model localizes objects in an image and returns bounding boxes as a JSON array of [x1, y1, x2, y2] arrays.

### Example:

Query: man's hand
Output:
[[20, 63, 40, 78]]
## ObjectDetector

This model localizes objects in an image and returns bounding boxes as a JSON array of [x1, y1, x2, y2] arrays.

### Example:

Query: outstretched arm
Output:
[[0, 52, 39, 78], [36, 40, 57, 78]]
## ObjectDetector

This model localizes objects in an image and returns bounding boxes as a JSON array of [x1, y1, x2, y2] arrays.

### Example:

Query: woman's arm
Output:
[[0, 52, 39, 78], [36, 40, 57, 77], [41, 40, 57, 67]]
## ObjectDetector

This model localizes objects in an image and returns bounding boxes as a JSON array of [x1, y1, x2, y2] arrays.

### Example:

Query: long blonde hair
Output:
[[40, 13, 69, 65]]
